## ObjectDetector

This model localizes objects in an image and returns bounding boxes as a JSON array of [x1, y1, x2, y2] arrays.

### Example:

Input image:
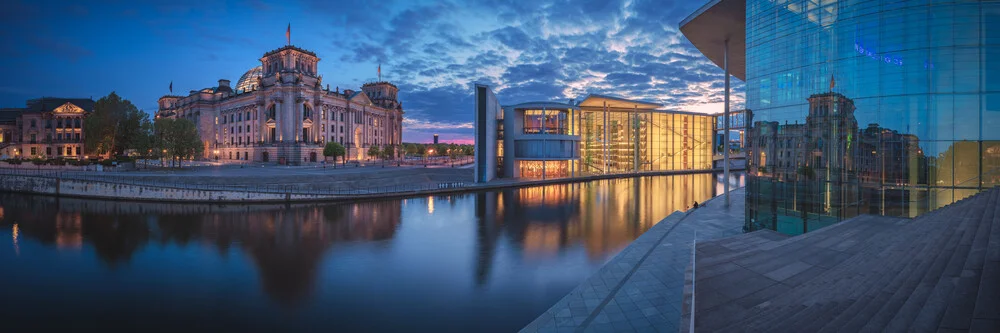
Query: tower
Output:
[[361, 81, 401, 110]]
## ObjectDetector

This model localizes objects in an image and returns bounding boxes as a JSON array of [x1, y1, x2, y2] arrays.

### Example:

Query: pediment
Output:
[[53, 102, 85, 114], [349, 92, 372, 105]]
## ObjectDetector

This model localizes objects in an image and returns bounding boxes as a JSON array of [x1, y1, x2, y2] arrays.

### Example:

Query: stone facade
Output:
[[156, 45, 404, 165], [0, 98, 94, 159]]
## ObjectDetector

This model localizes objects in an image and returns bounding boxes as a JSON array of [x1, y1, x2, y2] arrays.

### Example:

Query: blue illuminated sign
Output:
[[854, 41, 903, 66]]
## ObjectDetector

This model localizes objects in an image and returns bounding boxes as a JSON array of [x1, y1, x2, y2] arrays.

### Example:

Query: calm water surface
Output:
[[0, 173, 743, 332]]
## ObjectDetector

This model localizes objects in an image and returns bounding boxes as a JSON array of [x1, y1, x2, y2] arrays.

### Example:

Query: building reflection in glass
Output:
[[744, 0, 1000, 235], [0, 173, 736, 332], [747, 88, 1000, 234]]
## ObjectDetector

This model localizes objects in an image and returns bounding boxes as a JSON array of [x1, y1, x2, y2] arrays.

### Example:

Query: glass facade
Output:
[[745, 0, 1000, 234], [578, 109, 714, 175]]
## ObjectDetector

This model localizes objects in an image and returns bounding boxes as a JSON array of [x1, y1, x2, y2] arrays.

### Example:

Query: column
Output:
[[279, 98, 288, 142], [296, 101, 303, 142], [633, 105, 640, 173], [257, 104, 266, 143], [723, 38, 731, 208], [603, 101, 609, 174]]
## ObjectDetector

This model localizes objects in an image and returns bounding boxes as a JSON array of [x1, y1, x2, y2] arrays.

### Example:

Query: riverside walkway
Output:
[[521, 188, 747, 333], [684, 187, 1000, 332]]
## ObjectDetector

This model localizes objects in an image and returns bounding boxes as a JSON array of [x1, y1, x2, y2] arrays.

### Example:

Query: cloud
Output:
[[1, 0, 744, 142], [25, 36, 93, 62]]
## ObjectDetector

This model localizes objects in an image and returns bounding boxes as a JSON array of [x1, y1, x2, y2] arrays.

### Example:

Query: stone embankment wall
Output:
[[0, 175, 329, 202]]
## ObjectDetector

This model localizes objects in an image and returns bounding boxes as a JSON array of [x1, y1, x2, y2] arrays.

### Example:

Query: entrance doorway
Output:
[[309, 152, 317, 162], [262, 151, 269, 162]]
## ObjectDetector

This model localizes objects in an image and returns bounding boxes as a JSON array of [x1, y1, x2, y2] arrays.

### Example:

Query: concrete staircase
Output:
[[682, 187, 1000, 332]]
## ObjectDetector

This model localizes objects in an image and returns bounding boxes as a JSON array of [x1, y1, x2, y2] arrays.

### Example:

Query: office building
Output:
[[682, 0, 1000, 233], [474, 84, 715, 183]]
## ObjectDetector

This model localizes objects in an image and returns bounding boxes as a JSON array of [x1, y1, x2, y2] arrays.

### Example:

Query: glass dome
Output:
[[235, 66, 263, 93]]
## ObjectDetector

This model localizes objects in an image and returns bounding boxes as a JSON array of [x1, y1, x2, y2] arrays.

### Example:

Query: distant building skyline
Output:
[[0, 0, 743, 144]]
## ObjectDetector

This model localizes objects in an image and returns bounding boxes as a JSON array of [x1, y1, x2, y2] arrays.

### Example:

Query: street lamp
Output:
[[214, 149, 219, 161]]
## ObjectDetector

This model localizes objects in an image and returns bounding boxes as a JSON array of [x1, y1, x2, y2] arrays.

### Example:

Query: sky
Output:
[[0, 0, 744, 144]]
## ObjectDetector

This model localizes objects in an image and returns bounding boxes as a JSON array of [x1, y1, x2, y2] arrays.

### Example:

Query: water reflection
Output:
[[747, 89, 1000, 234], [0, 173, 741, 332]]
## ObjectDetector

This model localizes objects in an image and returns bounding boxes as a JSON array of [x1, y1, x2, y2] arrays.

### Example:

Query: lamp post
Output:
[[214, 149, 219, 161]]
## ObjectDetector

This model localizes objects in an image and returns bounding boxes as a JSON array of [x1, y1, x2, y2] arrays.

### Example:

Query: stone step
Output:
[[766, 206, 969, 332], [699, 216, 917, 331], [748, 199, 983, 331], [920, 188, 998, 331], [868, 189, 990, 331], [817, 193, 985, 332], [971, 186, 1000, 330], [808, 191, 990, 332], [695, 215, 887, 269], [688, 188, 998, 332]]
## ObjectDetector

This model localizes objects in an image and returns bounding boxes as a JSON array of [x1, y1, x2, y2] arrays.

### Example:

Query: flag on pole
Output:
[[169, 81, 173, 94], [286, 23, 291, 45], [829, 75, 835, 91], [378, 63, 381, 81]]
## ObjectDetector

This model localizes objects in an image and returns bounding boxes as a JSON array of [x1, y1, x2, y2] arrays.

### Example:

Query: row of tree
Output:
[[84, 92, 203, 167], [399, 143, 474, 157]]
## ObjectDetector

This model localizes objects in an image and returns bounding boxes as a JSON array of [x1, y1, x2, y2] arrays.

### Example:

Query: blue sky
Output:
[[0, 0, 744, 143]]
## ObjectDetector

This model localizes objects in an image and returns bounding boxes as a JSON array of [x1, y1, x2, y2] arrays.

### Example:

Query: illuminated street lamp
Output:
[[213, 149, 219, 161]]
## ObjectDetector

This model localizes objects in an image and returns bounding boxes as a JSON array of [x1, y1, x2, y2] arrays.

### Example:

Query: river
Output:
[[0, 172, 743, 332]]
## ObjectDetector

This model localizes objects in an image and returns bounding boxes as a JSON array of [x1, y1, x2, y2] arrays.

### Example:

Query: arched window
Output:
[[267, 105, 276, 119], [303, 104, 311, 119]]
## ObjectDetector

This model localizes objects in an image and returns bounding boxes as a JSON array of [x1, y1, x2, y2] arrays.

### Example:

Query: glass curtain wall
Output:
[[746, 0, 1000, 235], [578, 109, 713, 175]]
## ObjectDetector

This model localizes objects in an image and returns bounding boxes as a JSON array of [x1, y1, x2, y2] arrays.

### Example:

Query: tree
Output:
[[404, 143, 418, 157], [415, 144, 425, 156], [84, 92, 149, 157], [447, 143, 459, 160], [154, 118, 203, 168], [323, 142, 346, 167], [382, 144, 395, 160], [367, 145, 380, 161]]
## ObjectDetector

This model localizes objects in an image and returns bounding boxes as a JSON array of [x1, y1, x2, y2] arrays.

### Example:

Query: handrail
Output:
[[0, 167, 472, 196]]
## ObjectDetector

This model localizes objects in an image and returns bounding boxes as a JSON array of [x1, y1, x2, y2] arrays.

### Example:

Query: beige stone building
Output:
[[156, 44, 404, 164], [0, 98, 94, 159]]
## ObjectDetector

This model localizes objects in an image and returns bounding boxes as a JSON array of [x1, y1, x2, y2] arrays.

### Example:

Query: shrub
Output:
[[30, 158, 45, 165], [5, 158, 22, 165], [98, 159, 115, 167]]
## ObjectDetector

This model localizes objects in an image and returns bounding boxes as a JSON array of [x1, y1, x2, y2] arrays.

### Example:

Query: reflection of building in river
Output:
[[0, 194, 401, 304], [474, 174, 715, 265]]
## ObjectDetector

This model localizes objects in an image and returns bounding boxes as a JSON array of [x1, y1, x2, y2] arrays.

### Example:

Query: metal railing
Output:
[[0, 168, 471, 197]]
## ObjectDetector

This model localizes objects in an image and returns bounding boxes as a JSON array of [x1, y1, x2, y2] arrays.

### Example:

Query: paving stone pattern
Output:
[[683, 187, 1000, 332], [520, 188, 747, 333]]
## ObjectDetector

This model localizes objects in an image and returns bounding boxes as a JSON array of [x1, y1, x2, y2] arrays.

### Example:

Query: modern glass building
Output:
[[683, 0, 1000, 234], [474, 85, 715, 183]]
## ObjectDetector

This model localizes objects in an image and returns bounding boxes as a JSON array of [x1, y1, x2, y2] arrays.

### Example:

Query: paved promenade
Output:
[[520, 187, 746, 333], [684, 187, 1000, 332]]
